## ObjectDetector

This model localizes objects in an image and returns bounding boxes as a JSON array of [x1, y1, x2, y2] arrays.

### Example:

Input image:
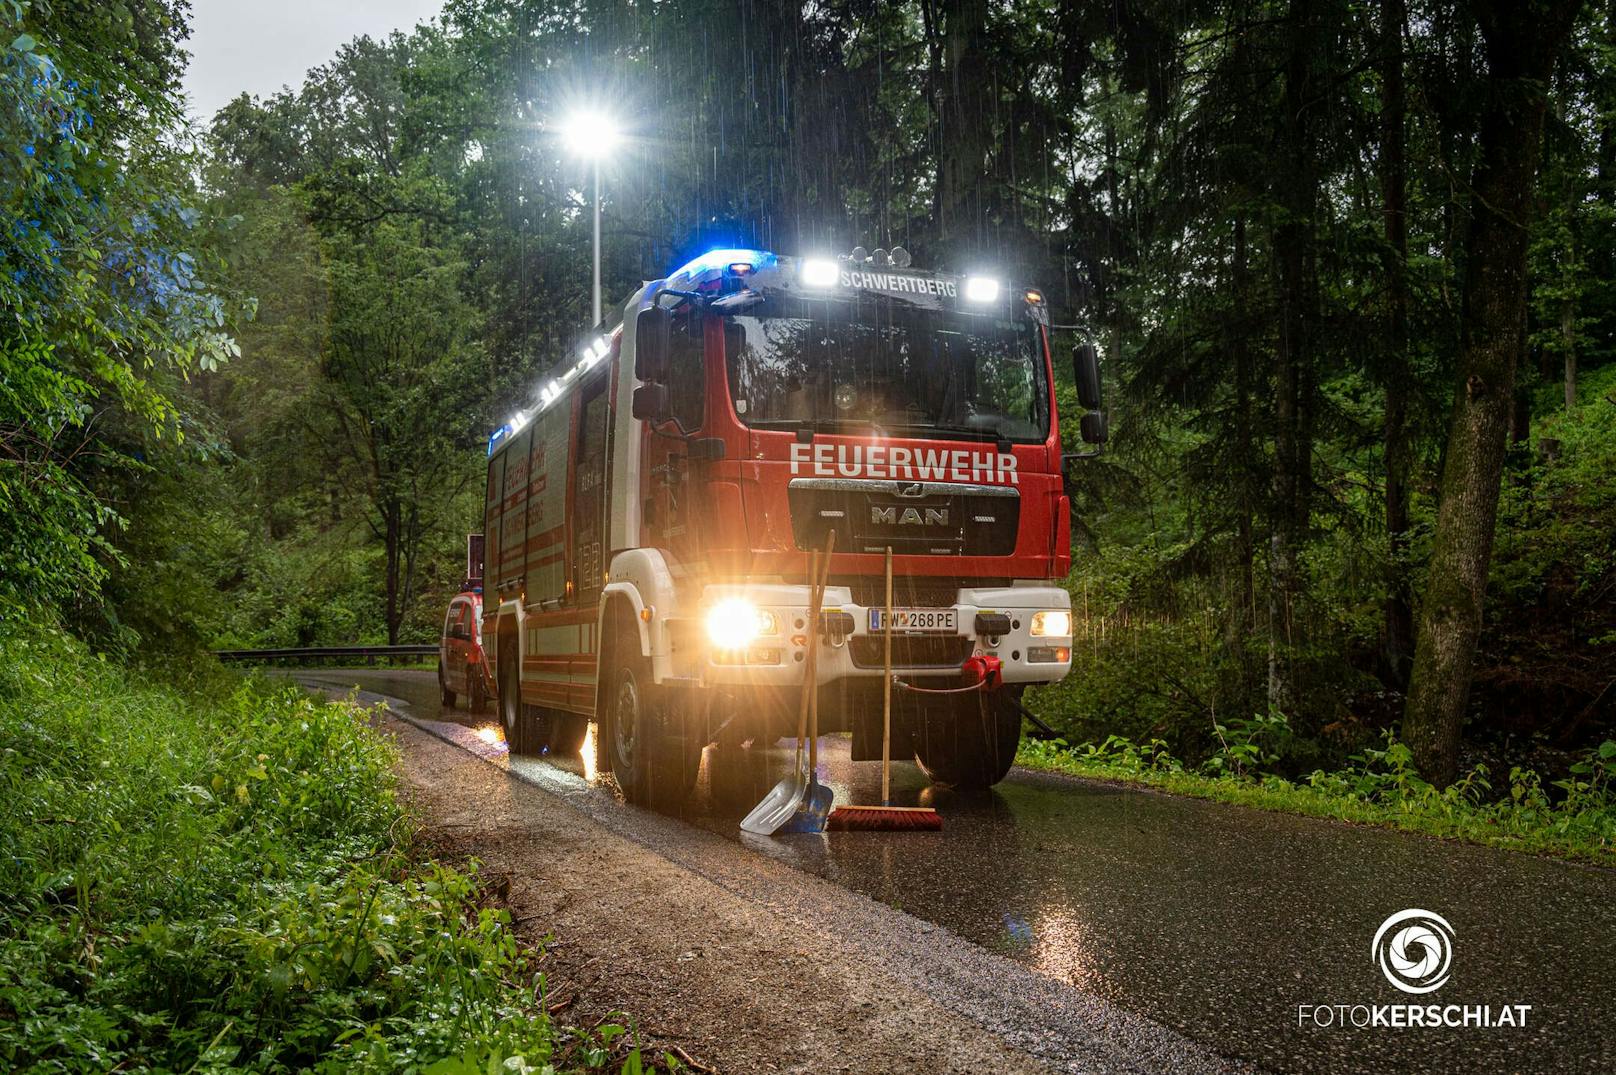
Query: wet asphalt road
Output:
[[289, 668, 1614, 1074]]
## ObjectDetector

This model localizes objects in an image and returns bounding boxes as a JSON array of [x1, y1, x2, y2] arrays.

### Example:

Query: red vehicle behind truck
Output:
[[482, 247, 1104, 806], [439, 535, 492, 711], [438, 589, 490, 712]]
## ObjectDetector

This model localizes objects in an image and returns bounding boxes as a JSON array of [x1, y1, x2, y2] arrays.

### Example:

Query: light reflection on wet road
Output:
[[289, 668, 1615, 1075]]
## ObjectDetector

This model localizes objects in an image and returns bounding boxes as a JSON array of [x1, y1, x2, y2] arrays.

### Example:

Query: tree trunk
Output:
[[1268, 0, 1321, 715], [931, 0, 993, 250], [383, 499, 402, 646], [1379, 0, 1415, 688], [1562, 284, 1576, 411], [1229, 217, 1257, 691], [1403, 0, 1582, 785]]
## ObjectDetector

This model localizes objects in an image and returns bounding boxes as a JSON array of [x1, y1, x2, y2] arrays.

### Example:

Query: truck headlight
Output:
[[706, 599, 776, 649], [1029, 609, 1072, 638]]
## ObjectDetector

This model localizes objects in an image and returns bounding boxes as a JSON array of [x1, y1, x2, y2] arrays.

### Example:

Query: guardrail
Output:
[[215, 645, 438, 666]]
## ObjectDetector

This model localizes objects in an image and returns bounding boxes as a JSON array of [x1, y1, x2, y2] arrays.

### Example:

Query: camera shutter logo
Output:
[[1373, 909, 1455, 994]]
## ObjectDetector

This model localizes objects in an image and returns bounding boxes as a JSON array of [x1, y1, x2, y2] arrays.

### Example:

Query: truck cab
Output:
[[482, 247, 1103, 806]]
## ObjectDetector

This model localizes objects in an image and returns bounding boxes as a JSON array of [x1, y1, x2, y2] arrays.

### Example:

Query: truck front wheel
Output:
[[913, 689, 1023, 791], [602, 628, 697, 810], [499, 652, 534, 755]]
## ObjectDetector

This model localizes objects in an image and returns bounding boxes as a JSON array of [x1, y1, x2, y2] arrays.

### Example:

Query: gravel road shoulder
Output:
[[382, 711, 1243, 1075]]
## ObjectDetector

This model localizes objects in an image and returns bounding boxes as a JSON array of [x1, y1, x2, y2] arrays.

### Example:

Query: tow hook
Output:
[[961, 653, 1003, 690], [818, 609, 856, 648]]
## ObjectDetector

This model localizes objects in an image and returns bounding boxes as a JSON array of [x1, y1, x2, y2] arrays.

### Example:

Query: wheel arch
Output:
[[492, 604, 521, 699]]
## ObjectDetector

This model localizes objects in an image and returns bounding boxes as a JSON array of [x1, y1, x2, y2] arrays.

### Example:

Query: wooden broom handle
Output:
[[882, 545, 893, 805]]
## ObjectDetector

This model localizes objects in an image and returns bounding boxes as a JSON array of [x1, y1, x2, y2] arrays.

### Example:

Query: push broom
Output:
[[826, 546, 943, 832]]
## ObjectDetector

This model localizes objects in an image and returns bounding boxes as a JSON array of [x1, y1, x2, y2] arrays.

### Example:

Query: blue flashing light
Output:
[[487, 423, 512, 456], [667, 247, 773, 284]]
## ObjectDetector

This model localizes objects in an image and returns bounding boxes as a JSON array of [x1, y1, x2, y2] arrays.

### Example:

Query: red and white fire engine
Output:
[[482, 247, 1104, 806]]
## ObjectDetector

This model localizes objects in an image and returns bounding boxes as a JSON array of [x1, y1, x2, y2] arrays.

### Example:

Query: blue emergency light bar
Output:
[[664, 247, 778, 290]]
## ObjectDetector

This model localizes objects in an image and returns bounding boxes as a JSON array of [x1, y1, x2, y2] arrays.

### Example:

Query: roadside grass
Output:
[[0, 625, 662, 1073], [1016, 718, 1616, 865]]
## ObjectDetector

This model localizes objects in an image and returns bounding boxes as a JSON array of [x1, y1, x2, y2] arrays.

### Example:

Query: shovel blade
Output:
[[740, 770, 809, 835], [778, 779, 833, 833]]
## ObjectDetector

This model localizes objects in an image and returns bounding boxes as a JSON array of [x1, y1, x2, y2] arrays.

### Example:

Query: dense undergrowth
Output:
[[0, 626, 654, 1073], [1036, 365, 1616, 778], [1016, 716, 1616, 864]]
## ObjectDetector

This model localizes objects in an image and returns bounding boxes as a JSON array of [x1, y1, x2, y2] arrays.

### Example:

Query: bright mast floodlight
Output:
[[560, 111, 621, 159], [559, 108, 623, 327], [800, 258, 840, 288], [964, 276, 1001, 303]]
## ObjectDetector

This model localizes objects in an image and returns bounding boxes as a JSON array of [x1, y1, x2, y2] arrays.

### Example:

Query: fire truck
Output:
[[482, 247, 1105, 807]]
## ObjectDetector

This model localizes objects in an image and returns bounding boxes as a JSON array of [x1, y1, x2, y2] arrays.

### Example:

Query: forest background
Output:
[[4, 0, 1613, 787]]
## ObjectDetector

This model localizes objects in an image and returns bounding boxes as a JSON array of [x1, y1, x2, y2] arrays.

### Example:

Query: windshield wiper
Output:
[[889, 421, 1004, 443]]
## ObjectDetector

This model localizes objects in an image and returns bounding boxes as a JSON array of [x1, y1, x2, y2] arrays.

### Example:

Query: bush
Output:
[[1018, 722, 1616, 862], [0, 625, 639, 1072]]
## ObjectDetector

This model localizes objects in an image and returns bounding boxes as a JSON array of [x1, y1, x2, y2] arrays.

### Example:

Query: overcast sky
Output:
[[182, 0, 446, 122]]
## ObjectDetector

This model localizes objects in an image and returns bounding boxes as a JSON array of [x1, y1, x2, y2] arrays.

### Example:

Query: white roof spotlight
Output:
[[964, 275, 1001, 303], [800, 257, 840, 288]]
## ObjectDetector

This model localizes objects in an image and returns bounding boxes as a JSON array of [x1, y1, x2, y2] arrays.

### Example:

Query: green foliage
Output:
[[1019, 727, 1616, 863], [0, 624, 637, 1072], [1, 3, 244, 622]]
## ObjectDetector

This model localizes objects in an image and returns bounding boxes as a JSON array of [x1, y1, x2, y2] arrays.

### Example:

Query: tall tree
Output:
[[1403, 0, 1585, 784], [1378, 0, 1415, 687]]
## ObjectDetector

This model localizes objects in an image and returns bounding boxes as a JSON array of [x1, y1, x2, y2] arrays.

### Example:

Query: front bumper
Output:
[[691, 583, 1072, 687]]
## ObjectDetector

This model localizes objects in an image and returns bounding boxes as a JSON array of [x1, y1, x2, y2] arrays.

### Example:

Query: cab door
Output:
[[573, 374, 610, 611], [640, 303, 705, 560]]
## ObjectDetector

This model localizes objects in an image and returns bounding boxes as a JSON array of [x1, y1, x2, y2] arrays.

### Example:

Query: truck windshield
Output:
[[721, 298, 1050, 443]]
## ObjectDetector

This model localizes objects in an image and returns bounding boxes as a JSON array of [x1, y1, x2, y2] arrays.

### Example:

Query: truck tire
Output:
[[438, 660, 456, 709], [913, 689, 1023, 791], [499, 652, 533, 755], [601, 622, 697, 809]]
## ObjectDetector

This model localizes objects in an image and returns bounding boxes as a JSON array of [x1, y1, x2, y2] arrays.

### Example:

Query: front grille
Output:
[[788, 480, 1019, 557], [849, 635, 974, 669], [844, 579, 964, 608]]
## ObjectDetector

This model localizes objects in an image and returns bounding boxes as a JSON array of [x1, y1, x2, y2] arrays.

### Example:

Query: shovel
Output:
[[740, 532, 836, 836]]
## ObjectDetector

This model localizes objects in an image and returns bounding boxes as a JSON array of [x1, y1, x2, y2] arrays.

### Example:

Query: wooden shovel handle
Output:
[[795, 548, 821, 747], [807, 530, 835, 774]]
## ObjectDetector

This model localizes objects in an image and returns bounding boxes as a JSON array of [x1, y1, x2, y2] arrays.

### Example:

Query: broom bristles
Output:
[[826, 805, 943, 832]]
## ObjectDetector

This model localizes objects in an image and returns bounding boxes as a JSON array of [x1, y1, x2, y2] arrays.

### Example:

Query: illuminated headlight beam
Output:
[[705, 598, 776, 650], [799, 258, 840, 288], [1029, 609, 1072, 638], [964, 276, 1001, 303]]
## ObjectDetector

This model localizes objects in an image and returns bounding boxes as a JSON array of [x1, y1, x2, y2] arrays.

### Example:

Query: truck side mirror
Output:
[[1079, 410, 1108, 445], [1072, 343, 1102, 411], [632, 383, 670, 422], [635, 306, 671, 382]]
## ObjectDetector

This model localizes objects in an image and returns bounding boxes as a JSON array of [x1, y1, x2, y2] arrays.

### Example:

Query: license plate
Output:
[[868, 608, 958, 633]]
